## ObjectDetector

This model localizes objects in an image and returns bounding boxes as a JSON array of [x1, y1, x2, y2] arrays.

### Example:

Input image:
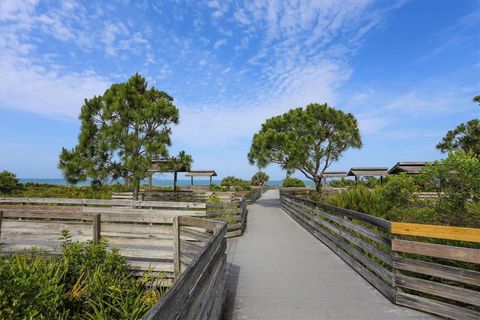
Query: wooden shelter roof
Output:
[[185, 170, 217, 177], [347, 167, 389, 177], [148, 159, 189, 173], [322, 171, 348, 178], [388, 162, 427, 175]]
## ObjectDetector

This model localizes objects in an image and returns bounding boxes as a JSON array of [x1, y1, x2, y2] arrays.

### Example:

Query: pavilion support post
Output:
[[209, 176, 212, 185], [173, 171, 178, 191], [148, 175, 152, 189], [380, 176, 383, 185], [191, 176, 193, 186], [92, 213, 101, 244], [0, 211, 3, 239], [173, 216, 181, 281], [355, 176, 358, 186]]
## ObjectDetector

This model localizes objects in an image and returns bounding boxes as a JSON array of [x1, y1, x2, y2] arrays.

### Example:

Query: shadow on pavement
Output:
[[222, 263, 240, 320]]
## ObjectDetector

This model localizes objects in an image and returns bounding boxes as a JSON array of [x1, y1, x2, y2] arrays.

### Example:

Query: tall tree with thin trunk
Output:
[[59, 73, 179, 199], [248, 103, 362, 191], [436, 95, 480, 155]]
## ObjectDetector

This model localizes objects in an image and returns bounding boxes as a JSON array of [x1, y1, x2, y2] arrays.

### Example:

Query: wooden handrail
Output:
[[391, 222, 480, 243]]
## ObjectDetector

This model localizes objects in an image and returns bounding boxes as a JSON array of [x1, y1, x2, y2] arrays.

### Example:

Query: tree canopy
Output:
[[251, 172, 269, 186], [248, 103, 362, 191], [59, 73, 180, 199], [436, 95, 480, 155]]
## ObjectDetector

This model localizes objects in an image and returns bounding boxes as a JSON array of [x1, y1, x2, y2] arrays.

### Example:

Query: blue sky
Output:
[[0, 0, 479, 181]]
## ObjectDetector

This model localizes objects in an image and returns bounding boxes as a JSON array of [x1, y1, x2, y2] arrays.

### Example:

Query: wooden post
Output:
[[209, 176, 212, 185], [173, 216, 181, 281], [0, 211, 3, 239], [191, 176, 193, 186], [93, 213, 101, 244], [149, 175, 153, 189], [173, 171, 178, 191]]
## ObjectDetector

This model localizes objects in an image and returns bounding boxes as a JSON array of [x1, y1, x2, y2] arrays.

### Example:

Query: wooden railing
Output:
[[144, 216, 227, 320], [205, 186, 267, 238], [280, 190, 480, 320], [0, 197, 207, 283], [391, 223, 480, 320], [280, 191, 395, 301]]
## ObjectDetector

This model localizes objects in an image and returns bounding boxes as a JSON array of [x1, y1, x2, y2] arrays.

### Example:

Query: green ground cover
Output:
[[0, 232, 165, 320]]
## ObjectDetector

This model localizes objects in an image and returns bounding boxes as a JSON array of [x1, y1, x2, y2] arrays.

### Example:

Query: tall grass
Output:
[[0, 231, 165, 319]]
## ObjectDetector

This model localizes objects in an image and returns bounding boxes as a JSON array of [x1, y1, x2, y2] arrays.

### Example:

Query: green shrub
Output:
[[327, 178, 355, 188], [251, 172, 269, 186], [421, 151, 480, 226], [0, 231, 164, 319], [220, 176, 251, 191], [327, 186, 390, 218], [380, 173, 418, 208], [282, 177, 305, 188], [0, 170, 20, 195]]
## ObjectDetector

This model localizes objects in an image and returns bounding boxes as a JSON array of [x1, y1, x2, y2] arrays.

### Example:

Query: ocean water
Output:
[[19, 178, 314, 187]]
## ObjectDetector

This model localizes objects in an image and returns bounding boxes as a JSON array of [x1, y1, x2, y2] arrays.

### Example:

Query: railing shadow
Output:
[[253, 197, 280, 208], [222, 263, 240, 320]]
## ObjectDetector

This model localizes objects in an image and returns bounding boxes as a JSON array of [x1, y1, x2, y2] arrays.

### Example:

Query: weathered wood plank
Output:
[[179, 216, 219, 232], [92, 213, 101, 243], [290, 198, 391, 248], [0, 197, 206, 209], [173, 216, 180, 280], [396, 292, 480, 320], [392, 239, 480, 263], [394, 256, 480, 286], [395, 273, 480, 306], [283, 199, 392, 265], [391, 222, 480, 243], [143, 222, 226, 320], [283, 194, 391, 231], [281, 202, 395, 301]]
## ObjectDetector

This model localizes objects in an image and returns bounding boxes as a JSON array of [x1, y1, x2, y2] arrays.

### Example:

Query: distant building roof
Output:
[[388, 162, 428, 175], [347, 167, 389, 177], [322, 171, 348, 178], [185, 170, 217, 177], [148, 158, 190, 173]]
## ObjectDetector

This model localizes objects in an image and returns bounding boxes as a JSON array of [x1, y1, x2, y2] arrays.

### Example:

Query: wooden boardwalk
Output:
[[224, 190, 437, 320]]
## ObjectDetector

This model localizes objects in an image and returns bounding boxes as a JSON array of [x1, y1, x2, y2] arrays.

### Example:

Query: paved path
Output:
[[223, 190, 436, 320]]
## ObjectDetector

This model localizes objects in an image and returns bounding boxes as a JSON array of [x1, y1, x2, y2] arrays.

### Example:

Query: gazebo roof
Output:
[[388, 162, 428, 175], [185, 170, 217, 177], [148, 159, 190, 173], [322, 171, 348, 178], [347, 167, 389, 177]]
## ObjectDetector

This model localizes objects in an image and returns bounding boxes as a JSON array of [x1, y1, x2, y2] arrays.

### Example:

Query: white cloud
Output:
[[213, 38, 227, 49], [0, 52, 110, 119]]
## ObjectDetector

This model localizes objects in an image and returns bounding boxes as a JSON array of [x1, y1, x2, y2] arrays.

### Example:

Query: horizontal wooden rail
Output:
[[391, 222, 480, 243], [279, 189, 480, 320]]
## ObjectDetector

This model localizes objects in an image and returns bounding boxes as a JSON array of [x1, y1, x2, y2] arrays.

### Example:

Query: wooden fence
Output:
[[144, 216, 227, 319], [280, 190, 480, 320], [0, 197, 207, 284]]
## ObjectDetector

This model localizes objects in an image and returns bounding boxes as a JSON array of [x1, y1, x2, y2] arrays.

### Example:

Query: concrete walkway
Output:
[[223, 190, 436, 320]]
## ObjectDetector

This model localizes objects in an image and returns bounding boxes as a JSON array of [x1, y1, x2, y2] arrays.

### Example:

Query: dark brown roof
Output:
[[388, 162, 427, 174], [185, 170, 217, 177], [322, 171, 348, 178], [347, 167, 389, 177]]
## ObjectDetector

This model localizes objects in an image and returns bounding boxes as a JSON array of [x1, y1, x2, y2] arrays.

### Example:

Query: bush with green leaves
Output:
[[0, 231, 165, 319], [282, 177, 305, 188], [220, 176, 251, 191], [327, 178, 355, 188], [379, 173, 418, 208], [0, 170, 20, 195], [251, 172, 269, 186], [420, 151, 480, 226]]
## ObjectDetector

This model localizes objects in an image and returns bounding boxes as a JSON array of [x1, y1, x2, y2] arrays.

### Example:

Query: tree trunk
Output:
[[314, 176, 322, 192], [133, 179, 140, 200]]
